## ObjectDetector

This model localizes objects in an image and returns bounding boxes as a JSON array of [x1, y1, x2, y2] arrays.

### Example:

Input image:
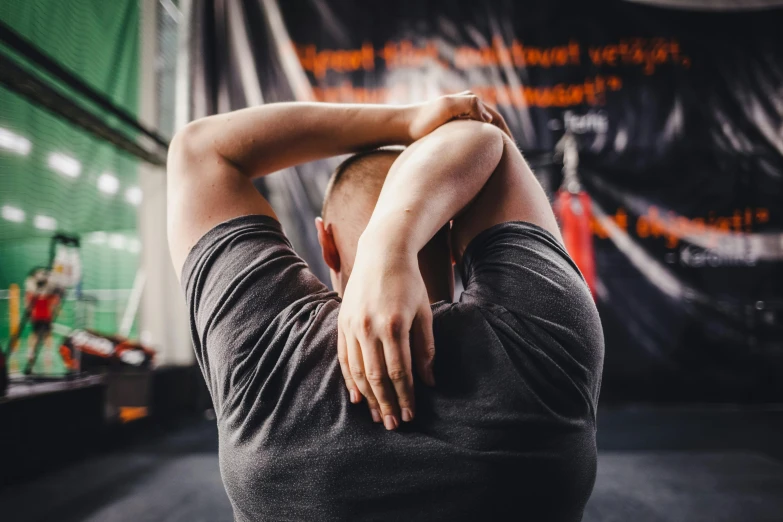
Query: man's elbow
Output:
[[435, 120, 504, 157], [473, 121, 505, 156], [167, 118, 209, 165], [167, 117, 217, 174]]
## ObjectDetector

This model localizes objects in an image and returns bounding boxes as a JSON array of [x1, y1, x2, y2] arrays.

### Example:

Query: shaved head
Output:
[[322, 149, 401, 225], [317, 148, 453, 302]]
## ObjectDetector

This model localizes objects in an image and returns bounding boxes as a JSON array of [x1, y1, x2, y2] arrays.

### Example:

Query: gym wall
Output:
[[0, 0, 141, 375], [190, 0, 783, 402]]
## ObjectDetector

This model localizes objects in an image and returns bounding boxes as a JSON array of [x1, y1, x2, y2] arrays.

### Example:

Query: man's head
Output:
[[316, 149, 453, 302]]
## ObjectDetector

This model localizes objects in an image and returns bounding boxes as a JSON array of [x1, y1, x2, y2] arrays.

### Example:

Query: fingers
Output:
[[337, 328, 361, 404], [445, 92, 493, 124], [380, 315, 415, 423], [344, 315, 418, 430], [482, 104, 513, 138], [360, 334, 400, 431], [411, 305, 436, 387], [346, 331, 382, 424]]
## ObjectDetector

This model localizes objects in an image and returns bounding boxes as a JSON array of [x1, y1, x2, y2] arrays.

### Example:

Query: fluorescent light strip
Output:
[[108, 234, 126, 250], [125, 186, 143, 206], [34, 215, 57, 231], [88, 231, 107, 245], [0, 127, 32, 156], [98, 172, 120, 195], [47, 152, 82, 178], [2, 205, 25, 223]]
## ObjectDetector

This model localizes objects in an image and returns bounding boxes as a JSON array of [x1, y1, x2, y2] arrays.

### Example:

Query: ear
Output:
[[315, 217, 340, 272]]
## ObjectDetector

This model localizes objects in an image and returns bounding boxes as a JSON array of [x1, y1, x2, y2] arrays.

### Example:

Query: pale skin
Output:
[[167, 95, 493, 276], [167, 95, 491, 414], [331, 112, 560, 430], [167, 95, 559, 431]]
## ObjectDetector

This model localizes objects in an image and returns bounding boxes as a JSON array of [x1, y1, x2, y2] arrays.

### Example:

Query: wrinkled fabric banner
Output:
[[190, 0, 783, 401]]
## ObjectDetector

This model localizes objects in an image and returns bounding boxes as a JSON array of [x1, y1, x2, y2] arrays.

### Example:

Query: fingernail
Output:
[[371, 409, 382, 423], [482, 110, 493, 122], [402, 408, 413, 422], [384, 415, 398, 431], [349, 389, 358, 403]]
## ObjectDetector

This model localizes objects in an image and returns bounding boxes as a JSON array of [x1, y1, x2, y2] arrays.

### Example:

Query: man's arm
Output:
[[337, 120, 503, 428], [361, 111, 559, 263], [338, 118, 561, 428], [167, 96, 492, 278], [449, 121, 562, 263]]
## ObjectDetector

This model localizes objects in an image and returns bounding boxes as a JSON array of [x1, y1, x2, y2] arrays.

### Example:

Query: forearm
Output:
[[359, 120, 504, 256], [181, 102, 413, 178], [165, 93, 493, 279]]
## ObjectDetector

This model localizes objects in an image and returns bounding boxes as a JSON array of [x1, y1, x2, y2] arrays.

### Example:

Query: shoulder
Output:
[[166, 119, 277, 280], [183, 215, 334, 341]]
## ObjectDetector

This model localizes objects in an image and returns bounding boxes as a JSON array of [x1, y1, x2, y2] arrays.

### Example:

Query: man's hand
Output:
[[335, 116, 506, 431], [334, 95, 494, 431], [482, 104, 513, 139], [404, 91, 494, 142], [338, 238, 434, 431]]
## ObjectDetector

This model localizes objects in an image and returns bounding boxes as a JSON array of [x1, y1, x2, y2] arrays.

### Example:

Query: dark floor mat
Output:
[[584, 451, 783, 522], [2, 416, 782, 521]]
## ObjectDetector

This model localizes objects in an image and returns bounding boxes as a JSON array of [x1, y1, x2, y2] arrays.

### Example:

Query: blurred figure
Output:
[[24, 268, 61, 375]]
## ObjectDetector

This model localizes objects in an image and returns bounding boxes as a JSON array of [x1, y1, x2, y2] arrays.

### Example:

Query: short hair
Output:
[[321, 148, 402, 220]]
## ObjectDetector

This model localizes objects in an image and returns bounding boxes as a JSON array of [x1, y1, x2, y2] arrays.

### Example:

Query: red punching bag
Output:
[[555, 190, 596, 296], [554, 133, 596, 297]]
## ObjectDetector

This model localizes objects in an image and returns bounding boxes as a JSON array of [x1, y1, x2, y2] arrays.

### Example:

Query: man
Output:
[[167, 94, 603, 521], [24, 268, 61, 375]]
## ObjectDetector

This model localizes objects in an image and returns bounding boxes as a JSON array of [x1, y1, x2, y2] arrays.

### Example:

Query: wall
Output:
[[0, 0, 141, 374]]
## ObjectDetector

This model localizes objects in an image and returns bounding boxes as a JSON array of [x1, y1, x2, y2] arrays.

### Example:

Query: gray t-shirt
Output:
[[182, 215, 603, 522]]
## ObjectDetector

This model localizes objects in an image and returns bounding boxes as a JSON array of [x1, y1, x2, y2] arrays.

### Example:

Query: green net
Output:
[[0, 0, 142, 376]]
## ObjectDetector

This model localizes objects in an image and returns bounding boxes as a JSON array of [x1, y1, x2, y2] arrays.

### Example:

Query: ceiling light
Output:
[[2, 205, 25, 223], [89, 231, 107, 244], [47, 152, 81, 178], [109, 234, 126, 250], [125, 186, 143, 206], [34, 215, 57, 231], [98, 172, 120, 195], [0, 127, 32, 156]]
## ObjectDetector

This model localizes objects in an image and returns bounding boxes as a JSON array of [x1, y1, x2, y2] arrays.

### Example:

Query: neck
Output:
[[336, 263, 453, 303], [423, 275, 453, 304], [418, 255, 454, 304], [418, 230, 454, 304]]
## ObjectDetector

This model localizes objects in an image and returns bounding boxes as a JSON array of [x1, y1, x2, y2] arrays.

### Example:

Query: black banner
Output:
[[190, 0, 783, 401]]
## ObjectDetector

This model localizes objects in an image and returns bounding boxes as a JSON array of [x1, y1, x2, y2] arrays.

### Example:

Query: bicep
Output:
[[450, 134, 561, 264], [166, 124, 277, 279]]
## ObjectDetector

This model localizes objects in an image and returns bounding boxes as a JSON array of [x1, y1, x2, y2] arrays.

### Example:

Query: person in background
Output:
[[167, 94, 603, 521], [24, 268, 61, 375]]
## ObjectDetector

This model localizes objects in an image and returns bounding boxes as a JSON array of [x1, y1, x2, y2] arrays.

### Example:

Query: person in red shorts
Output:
[[24, 268, 61, 374]]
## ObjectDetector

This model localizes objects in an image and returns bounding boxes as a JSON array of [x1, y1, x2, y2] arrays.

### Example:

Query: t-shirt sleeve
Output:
[[458, 221, 604, 415], [180, 215, 334, 416]]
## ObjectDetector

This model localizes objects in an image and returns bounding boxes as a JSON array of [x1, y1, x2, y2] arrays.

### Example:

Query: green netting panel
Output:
[[0, 0, 141, 375], [0, 0, 140, 116]]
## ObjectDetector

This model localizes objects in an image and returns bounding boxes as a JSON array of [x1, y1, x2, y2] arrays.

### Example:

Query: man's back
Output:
[[183, 215, 603, 521]]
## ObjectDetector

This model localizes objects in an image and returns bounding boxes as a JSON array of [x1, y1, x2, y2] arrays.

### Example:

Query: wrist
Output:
[[354, 104, 414, 146], [358, 218, 419, 261], [395, 105, 417, 145]]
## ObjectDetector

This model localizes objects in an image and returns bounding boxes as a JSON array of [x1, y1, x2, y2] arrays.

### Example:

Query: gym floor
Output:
[[1, 406, 781, 522]]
